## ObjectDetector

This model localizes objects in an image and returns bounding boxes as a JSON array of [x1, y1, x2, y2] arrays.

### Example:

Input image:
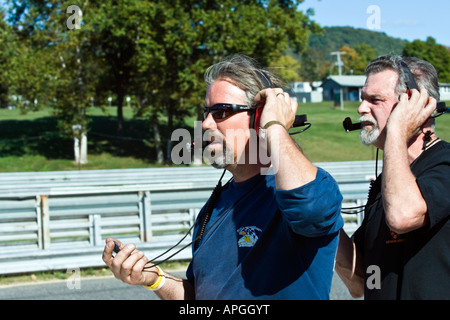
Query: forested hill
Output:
[[298, 26, 450, 82], [308, 26, 408, 59]]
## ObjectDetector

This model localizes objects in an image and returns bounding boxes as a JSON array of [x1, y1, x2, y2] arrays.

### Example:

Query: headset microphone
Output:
[[293, 114, 308, 127], [343, 117, 362, 132], [435, 101, 449, 116]]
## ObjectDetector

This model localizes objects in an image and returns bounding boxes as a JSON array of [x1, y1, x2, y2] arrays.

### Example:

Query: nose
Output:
[[357, 100, 371, 115], [202, 113, 217, 131]]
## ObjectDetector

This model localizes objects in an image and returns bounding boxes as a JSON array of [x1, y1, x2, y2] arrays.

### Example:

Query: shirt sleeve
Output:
[[276, 167, 344, 237]]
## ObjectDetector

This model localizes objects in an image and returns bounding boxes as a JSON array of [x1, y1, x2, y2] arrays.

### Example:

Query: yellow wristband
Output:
[[144, 266, 166, 291]]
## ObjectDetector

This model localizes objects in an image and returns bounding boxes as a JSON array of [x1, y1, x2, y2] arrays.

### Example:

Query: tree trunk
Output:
[[153, 122, 164, 164], [74, 132, 88, 165], [117, 91, 124, 136], [165, 104, 174, 163]]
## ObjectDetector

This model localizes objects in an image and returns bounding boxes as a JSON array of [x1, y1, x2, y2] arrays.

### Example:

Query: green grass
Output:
[[0, 106, 164, 172], [295, 100, 449, 163], [293, 101, 378, 162], [1, 101, 449, 172]]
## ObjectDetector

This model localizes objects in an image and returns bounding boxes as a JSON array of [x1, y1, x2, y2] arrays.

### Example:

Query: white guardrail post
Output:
[[40, 195, 51, 250], [139, 191, 153, 242]]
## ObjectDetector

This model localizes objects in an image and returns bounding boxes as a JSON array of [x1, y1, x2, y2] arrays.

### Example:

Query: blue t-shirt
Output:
[[186, 167, 343, 300]]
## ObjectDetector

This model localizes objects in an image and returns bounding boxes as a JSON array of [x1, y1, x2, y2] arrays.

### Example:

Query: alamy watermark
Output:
[[366, 5, 381, 30], [66, 5, 82, 30], [366, 264, 381, 290], [66, 266, 81, 290]]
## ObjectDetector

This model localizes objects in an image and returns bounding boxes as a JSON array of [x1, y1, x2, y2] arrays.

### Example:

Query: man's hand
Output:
[[387, 87, 437, 142], [102, 238, 159, 287], [254, 88, 298, 130]]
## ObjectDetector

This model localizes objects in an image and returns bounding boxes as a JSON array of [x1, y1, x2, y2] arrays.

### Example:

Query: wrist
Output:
[[144, 265, 166, 291], [259, 121, 286, 140]]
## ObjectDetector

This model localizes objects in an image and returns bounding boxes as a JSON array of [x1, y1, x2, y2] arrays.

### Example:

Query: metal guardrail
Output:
[[0, 161, 381, 275]]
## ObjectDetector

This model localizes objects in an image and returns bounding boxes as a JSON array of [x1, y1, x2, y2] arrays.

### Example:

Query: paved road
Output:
[[0, 270, 360, 300]]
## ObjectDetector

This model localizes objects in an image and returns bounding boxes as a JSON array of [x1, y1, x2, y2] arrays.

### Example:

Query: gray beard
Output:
[[359, 115, 380, 146], [206, 143, 234, 169], [360, 126, 380, 146]]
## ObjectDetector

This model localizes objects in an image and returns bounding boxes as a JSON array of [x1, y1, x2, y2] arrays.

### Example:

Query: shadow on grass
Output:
[[0, 115, 192, 162]]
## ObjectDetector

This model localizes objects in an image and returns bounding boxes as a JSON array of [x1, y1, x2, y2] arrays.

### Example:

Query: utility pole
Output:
[[330, 51, 346, 110], [330, 51, 346, 75]]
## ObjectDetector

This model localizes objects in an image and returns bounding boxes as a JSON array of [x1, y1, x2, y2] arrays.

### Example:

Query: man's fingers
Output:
[[119, 249, 144, 278], [254, 88, 284, 103], [102, 238, 118, 266]]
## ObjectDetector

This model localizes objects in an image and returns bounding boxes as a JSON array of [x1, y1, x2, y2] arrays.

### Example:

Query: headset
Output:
[[250, 70, 311, 136], [191, 70, 311, 151], [343, 60, 448, 133]]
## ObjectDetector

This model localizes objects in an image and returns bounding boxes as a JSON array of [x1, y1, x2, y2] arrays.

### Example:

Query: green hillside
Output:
[[309, 26, 408, 59]]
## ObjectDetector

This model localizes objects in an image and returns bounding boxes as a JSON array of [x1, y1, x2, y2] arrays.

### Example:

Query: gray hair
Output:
[[365, 54, 440, 100], [204, 54, 284, 108]]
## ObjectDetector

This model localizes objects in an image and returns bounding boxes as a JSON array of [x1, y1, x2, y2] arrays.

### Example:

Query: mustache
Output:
[[191, 130, 226, 151], [359, 115, 378, 128], [203, 129, 225, 145]]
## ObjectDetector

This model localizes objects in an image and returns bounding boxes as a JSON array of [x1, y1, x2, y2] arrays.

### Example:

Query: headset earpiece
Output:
[[252, 69, 311, 135], [251, 70, 274, 134]]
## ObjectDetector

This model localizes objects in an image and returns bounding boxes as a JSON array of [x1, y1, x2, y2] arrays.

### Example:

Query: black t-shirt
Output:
[[353, 140, 450, 300]]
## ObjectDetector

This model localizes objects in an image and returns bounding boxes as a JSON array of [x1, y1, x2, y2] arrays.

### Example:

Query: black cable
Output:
[[289, 122, 311, 135], [340, 148, 380, 214], [194, 169, 226, 251], [143, 171, 264, 270]]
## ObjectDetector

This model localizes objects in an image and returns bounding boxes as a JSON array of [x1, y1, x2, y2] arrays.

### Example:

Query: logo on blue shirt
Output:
[[237, 226, 262, 247]]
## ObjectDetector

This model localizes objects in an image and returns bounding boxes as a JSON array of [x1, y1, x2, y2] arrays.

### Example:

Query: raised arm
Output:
[[254, 88, 317, 190], [382, 88, 436, 234]]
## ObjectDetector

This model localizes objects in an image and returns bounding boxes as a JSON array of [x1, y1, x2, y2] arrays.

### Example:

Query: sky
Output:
[[300, 0, 450, 47]]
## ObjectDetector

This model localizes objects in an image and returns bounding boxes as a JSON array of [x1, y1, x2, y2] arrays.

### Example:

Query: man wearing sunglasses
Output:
[[103, 54, 343, 300]]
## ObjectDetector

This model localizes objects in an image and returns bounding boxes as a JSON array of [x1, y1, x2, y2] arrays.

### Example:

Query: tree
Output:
[[269, 55, 303, 83], [403, 37, 450, 82], [6, 0, 99, 165], [129, 0, 321, 160], [0, 9, 15, 108], [340, 44, 376, 75], [298, 47, 331, 81], [4, 0, 321, 162]]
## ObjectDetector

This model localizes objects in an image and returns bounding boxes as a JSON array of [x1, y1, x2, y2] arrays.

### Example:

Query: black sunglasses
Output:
[[203, 103, 253, 121]]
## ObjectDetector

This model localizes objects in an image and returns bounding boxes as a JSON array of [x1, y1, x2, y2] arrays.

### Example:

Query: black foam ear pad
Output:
[[251, 106, 264, 133], [249, 111, 256, 130]]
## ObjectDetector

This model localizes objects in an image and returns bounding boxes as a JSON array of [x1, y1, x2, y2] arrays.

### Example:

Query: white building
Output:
[[289, 81, 323, 103], [439, 83, 450, 101]]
